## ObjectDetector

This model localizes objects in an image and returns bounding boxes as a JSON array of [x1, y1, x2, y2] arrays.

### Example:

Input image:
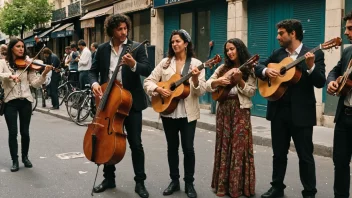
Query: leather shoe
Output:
[[185, 183, 197, 198], [22, 156, 32, 168], [93, 179, 116, 193], [303, 196, 315, 198], [163, 180, 180, 195], [135, 182, 149, 198], [11, 160, 19, 172], [261, 187, 284, 198]]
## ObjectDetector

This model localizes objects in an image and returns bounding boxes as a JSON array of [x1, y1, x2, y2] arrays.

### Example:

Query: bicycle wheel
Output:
[[66, 91, 86, 123], [31, 87, 38, 112], [75, 98, 93, 126], [58, 84, 68, 106]]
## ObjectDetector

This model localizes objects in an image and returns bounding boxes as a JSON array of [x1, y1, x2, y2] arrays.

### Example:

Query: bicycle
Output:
[[66, 85, 95, 126], [30, 86, 38, 112], [58, 79, 78, 107]]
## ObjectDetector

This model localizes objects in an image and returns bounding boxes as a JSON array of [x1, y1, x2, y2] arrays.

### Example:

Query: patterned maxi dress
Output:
[[211, 96, 255, 197]]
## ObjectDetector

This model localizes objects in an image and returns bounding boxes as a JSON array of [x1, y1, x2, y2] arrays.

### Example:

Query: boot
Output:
[[185, 183, 197, 198], [22, 156, 33, 168], [11, 159, 19, 172], [163, 180, 180, 195], [135, 182, 149, 198]]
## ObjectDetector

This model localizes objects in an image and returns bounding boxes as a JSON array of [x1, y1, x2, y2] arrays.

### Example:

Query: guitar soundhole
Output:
[[170, 83, 176, 91], [280, 67, 287, 75]]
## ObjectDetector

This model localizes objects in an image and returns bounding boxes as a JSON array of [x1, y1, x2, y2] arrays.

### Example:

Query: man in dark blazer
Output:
[[255, 19, 326, 198], [89, 14, 152, 198], [327, 11, 352, 198]]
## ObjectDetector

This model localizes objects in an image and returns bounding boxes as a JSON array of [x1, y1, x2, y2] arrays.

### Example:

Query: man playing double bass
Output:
[[255, 19, 326, 198], [89, 14, 152, 198]]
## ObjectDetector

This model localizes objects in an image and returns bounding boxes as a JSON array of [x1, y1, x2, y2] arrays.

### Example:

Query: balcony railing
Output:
[[52, 7, 66, 22], [68, 1, 81, 17]]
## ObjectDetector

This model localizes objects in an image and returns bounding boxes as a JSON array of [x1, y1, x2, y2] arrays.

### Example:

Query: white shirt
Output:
[[109, 39, 136, 83], [262, 43, 315, 77], [78, 47, 92, 71]]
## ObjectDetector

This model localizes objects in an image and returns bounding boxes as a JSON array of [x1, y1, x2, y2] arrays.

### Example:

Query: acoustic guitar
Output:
[[151, 55, 222, 114], [258, 37, 342, 101], [335, 59, 352, 96], [212, 54, 259, 102]]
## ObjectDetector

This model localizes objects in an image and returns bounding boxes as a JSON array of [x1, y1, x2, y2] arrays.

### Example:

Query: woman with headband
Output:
[[144, 29, 206, 198]]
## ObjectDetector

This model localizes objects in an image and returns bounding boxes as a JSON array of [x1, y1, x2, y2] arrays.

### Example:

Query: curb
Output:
[[35, 108, 333, 158]]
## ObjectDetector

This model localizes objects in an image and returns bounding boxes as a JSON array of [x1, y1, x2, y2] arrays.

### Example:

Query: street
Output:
[[0, 112, 339, 198]]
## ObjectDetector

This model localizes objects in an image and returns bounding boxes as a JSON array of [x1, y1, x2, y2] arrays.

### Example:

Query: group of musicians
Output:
[[0, 10, 352, 198]]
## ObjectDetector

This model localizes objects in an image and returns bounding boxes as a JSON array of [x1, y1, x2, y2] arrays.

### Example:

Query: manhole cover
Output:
[[56, 152, 85, 160]]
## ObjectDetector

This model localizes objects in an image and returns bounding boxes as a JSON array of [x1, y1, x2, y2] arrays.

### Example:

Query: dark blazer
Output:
[[255, 44, 326, 126], [89, 39, 152, 111], [327, 45, 352, 123]]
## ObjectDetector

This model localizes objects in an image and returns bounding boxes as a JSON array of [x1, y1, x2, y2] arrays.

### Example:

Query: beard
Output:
[[279, 39, 291, 48]]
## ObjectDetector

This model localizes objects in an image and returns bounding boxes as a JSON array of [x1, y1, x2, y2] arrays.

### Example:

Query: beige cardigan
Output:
[[206, 64, 257, 109], [0, 59, 46, 103], [144, 57, 206, 122]]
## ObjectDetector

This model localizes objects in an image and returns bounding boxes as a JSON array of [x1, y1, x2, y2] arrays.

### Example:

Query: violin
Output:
[[14, 58, 53, 71]]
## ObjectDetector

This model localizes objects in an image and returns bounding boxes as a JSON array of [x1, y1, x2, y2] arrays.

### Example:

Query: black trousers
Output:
[[49, 71, 60, 108], [161, 117, 197, 183], [4, 99, 32, 161], [68, 70, 79, 88], [79, 70, 90, 90], [270, 105, 316, 196], [333, 107, 352, 198], [103, 110, 147, 183]]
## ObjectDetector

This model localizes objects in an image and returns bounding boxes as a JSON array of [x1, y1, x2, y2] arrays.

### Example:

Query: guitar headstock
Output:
[[321, 37, 342, 50], [204, 54, 222, 69], [245, 54, 260, 68]]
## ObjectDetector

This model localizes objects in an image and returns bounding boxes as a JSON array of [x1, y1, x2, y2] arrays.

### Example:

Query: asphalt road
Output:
[[0, 112, 340, 198]]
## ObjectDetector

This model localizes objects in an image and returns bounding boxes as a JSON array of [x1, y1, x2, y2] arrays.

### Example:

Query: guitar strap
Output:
[[181, 56, 192, 77]]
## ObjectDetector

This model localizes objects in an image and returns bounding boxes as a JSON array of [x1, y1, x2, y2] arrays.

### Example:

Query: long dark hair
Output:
[[222, 38, 253, 80], [167, 30, 195, 59], [223, 38, 250, 68], [6, 38, 27, 68]]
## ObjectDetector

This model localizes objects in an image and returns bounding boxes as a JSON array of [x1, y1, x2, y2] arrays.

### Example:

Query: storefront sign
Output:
[[81, 18, 95, 28], [153, 0, 193, 8], [114, 0, 151, 14]]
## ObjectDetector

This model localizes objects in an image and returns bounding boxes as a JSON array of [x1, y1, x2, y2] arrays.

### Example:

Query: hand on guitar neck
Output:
[[155, 67, 201, 97], [212, 68, 244, 89], [327, 80, 339, 95]]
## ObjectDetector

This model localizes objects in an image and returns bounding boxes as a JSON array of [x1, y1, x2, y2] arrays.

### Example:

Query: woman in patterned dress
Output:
[[206, 38, 256, 197]]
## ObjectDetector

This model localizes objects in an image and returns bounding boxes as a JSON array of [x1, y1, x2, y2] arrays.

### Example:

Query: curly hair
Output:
[[104, 14, 132, 38], [6, 38, 27, 68], [276, 19, 303, 41]]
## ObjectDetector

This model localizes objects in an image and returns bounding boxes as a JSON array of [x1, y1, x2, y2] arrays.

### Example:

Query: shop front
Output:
[[154, 0, 228, 104]]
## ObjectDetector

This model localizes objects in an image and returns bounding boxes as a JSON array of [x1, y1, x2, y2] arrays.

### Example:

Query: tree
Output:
[[0, 0, 53, 39]]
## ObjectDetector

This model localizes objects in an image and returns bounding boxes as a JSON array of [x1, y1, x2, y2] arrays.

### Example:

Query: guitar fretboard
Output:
[[285, 45, 321, 70], [174, 64, 205, 87]]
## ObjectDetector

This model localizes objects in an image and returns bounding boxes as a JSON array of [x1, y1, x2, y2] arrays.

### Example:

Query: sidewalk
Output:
[[35, 98, 334, 158]]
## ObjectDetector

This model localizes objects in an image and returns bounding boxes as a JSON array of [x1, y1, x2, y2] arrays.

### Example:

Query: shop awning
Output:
[[51, 23, 74, 38], [23, 35, 36, 47], [80, 6, 113, 28], [80, 6, 113, 21], [39, 24, 61, 38], [0, 38, 5, 44]]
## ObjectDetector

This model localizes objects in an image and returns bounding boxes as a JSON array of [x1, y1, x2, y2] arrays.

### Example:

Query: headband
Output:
[[179, 29, 191, 43]]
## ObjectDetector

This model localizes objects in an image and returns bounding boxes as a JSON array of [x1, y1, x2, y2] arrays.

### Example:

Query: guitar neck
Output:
[[286, 45, 321, 70], [174, 64, 205, 87]]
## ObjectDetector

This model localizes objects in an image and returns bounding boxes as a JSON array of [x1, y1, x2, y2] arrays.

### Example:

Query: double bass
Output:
[[83, 40, 148, 166]]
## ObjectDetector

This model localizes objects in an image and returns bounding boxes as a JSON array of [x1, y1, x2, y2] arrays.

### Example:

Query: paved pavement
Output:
[[35, 98, 335, 158], [0, 112, 340, 198]]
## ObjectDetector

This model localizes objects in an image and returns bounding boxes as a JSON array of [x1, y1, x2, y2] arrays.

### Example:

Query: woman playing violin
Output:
[[0, 38, 52, 172]]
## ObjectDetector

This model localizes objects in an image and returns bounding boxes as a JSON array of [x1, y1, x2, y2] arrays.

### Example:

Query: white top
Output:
[[78, 47, 92, 71], [161, 58, 187, 118], [108, 39, 136, 83]]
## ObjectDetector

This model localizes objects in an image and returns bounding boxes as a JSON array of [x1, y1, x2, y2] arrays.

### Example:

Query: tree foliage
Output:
[[0, 0, 53, 38]]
